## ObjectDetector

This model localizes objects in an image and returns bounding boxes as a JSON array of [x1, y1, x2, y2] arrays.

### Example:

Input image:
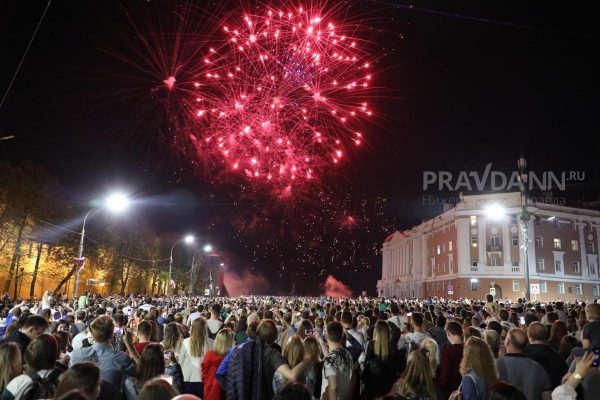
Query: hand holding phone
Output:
[[519, 316, 526, 326]]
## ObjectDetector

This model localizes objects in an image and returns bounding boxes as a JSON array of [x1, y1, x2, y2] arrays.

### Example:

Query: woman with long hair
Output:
[[303, 336, 322, 400], [178, 317, 213, 397], [273, 336, 305, 393], [392, 349, 437, 400], [548, 321, 568, 352], [53, 363, 101, 400], [201, 328, 234, 400], [456, 337, 498, 400], [0, 343, 21, 394], [161, 322, 184, 392], [420, 338, 439, 379], [125, 343, 166, 400], [362, 321, 405, 399]]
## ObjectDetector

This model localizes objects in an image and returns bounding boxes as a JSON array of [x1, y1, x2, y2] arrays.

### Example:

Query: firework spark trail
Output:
[[183, 4, 375, 190]]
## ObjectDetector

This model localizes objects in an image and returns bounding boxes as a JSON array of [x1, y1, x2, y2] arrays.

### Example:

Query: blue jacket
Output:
[[460, 371, 487, 400], [225, 338, 263, 400]]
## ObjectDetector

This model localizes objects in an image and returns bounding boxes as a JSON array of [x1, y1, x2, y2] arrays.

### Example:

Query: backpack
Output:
[[22, 369, 62, 400], [346, 331, 364, 363]]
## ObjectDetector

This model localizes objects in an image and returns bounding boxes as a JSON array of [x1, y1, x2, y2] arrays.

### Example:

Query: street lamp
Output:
[[517, 156, 531, 302], [190, 243, 212, 295], [73, 192, 130, 301], [169, 235, 195, 295]]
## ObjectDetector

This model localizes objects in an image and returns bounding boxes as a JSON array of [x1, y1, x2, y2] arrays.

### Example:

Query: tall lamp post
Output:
[[169, 235, 194, 295], [190, 244, 212, 295], [73, 193, 130, 301], [518, 156, 531, 302]]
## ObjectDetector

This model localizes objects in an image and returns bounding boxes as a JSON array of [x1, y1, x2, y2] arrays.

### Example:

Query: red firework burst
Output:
[[185, 3, 375, 188]]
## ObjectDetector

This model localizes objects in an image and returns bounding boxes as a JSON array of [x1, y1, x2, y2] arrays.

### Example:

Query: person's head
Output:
[[53, 331, 71, 354], [558, 335, 582, 361], [484, 329, 500, 357], [550, 320, 568, 342], [189, 317, 208, 357], [505, 328, 527, 353], [76, 311, 86, 322], [257, 319, 279, 345], [487, 382, 527, 400], [137, 320, 152, 341], [463, 326, 481, 340], [486, 294, 494, 303], [396, 349, 436, 399], [411, 312, 424, 328], [246, 321, 259, 339], [420, 338, 439, 378], [303, 337, 320, 363], [137, 379, 179, 400], [136, 344, 166, 389], [213, 328, 234, 357], [210, 303, 222, 317], [53, 362, 101, 400], [586, 303, 600, 322], [325, 321, 344, 345], [25, 333, 59, 372], [163, 322, 181, 351], [89, 315, 114, 343], [272, 382, 312, 400], [282, 336, 305, 368], [445, 321, 463, 344], [436, 315, 447, 329], [0, 343, 21, 391], [21, 315, 49, 339], [460, 336, 498, 387], [340, 311, 353, 328], [296, 319, 314, 340], [498, 309, 509, 322], [526, 322, 547, 343], [373, 320, 391, 361]]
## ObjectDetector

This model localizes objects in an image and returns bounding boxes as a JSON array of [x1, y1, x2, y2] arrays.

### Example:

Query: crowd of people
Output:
[[0, 289, 599, 400]]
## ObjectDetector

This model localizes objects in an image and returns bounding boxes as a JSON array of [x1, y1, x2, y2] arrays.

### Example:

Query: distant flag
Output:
[[74, 257, 86, 270]]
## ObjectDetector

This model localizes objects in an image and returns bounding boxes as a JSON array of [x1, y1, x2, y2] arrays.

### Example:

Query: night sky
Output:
[[1, 0, 599, 295]]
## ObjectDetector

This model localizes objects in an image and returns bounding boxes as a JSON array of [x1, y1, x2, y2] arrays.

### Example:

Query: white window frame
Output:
[[540, 281, 548, 293], [512, 258, 520, 267], [448, 241, 453, 252], [437, 245, 441, 255], [512, 235, 519, 246], [490, 257, 498, 266], [535, 237, 543, 248], [588, 242, 595, 253], [490, 236, 500, 247], [471, 280, 478, 291], [537, 259, 545, 270], [512, 280, 520, 292], [573, 262, 581, 273], [576, 284, 583, 295], [571, 240, 579, 252], [555, 260, 562, 272], [593, 285, 599, 297], [558, 283, 565, 295], [554, 238, 562, 250]]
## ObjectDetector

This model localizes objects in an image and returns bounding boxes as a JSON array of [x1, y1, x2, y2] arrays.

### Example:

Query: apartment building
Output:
[[377, 192, 600, 301]]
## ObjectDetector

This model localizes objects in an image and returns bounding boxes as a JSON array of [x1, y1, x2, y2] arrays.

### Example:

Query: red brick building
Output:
[[377, 192, 600, 301]]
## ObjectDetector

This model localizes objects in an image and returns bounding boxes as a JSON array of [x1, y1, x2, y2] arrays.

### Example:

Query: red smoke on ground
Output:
[[322, 275, 353, 298], [223, 270, 270, 296]]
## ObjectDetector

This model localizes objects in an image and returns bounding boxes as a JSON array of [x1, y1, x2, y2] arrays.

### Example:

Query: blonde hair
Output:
[[420, 338, 439, 378], [213, 328, 234, 356], [282, 336, 304, 368], [373, 320, 390, 361], [586, 304, 600, 321], [303, 337, 321, 363], [395, 350, 437, 400], [459, 337, 498, 387], [0, 343, 21, 392], [189, 317, 209, 357]]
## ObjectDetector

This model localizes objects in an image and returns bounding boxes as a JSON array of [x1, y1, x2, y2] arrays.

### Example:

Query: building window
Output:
[[448, 241, 453, 252], [512, 235, 519, 246], [537, 259, 545, 271], [590, 264, 597, 275], [512, 280, 520, 292], [437, 245, 441, 255], [593, 285, 599, 297], [490, 236, 500, 247], [568, 286, 573, 294], [572, 240, 579, 251], [471, 280, 478, 291], [535, 237, 543, 248], [510, 214, 518, 225], [490, 257, 498, 266], [512, 258, 520, 267], [576, 284, 583, 295], [471, 260, 478, 267], [573, 262, 581, 273], [471, 237, 478, 248], [588, 242, 596, 253], [558, 283, 565, 295], [553, 218, 560, 228], [555, 260, 562, 272], [553, 239, 562, 250], [470, 216, 477, 226], [534, 216, 541, 225], [540, 281, 548, 293], [449, 259, 453, 272]]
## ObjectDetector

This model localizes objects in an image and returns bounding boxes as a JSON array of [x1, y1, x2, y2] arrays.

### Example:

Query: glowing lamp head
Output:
[[204, 244, 213, 252], [105, 193, 130, 213], [485, 204, 506, 221], [220, 263, 225, 266], [184, 235, 195, 244]]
